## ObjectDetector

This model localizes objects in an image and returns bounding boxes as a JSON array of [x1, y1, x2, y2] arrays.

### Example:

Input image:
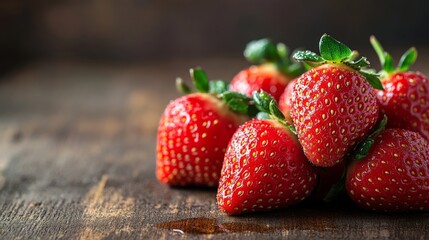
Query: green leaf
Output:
[[293, 50, 325, 67], [344, 57, 370, 69], [286, 62, 307, 78], [348, 50, 359, 61], [276, 43, 289, 60], [319, 34, 352, 61], [190, 68, 209, 92], [175, 77, 192, 94], [277, 61, 306, 78], [247, 104, 259, 118], [244, 38, 280, 63], [252, 90, 272, 113], [225, 98, 248, 114], [360, 69, 384, 90], [383, 53, 395, 73], [221, 91, 251, 102], [220, 91, 257, 116], [252, 90, 296, 134], [288, 124, 297, 135], [220, 91, 251, 114], [323, 170, 346, 202], [370, 35, 386, 66], [269, 100, 286, 121], [209, 80, 228, 94], [398, 47, 417, 72], [354, 139, 375, 160]]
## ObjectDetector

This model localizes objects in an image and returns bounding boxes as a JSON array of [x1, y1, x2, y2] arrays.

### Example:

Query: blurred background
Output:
[[1, 0, 429, 75]]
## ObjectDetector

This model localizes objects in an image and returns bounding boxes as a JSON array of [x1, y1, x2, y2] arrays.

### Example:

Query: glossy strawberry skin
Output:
[[217, 119, 318, 215], [230, 64, 289, 101], [279, 79, 296, 124], [346, 128, 429, 212], [156, 93, 244, 187], [376, 72, 429, 140], [290, 64, 379, 167]]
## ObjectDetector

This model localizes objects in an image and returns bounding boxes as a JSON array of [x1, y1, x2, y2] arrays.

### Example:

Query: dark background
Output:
[[1, 0, 429, 74]]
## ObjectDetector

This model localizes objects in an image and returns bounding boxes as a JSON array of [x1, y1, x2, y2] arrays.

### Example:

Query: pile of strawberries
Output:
[[156, 34, 429, 214]]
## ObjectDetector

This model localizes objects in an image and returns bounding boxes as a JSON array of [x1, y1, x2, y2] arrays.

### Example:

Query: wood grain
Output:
[[0, 60, 428, 240]]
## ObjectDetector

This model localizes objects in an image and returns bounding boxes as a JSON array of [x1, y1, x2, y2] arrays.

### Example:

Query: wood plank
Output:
[[0, 60, 428, 239]]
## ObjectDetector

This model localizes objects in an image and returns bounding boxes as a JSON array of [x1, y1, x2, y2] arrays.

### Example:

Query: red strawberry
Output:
[[217, 91, 318, 215], [230, 64, 289, 101], [291, 34, 382, 167], [346, 128, 429, 212], [370, 36, 429, 140], [278, 78, 297, 123], [229, 38, 305, 101], [156, 69, 253, 187]]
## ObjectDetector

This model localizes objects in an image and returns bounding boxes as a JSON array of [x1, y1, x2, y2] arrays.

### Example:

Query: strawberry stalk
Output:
[[293, 34, 384, 90], [370, 35, 418, 76], [252, 90, 296, 134], [244, 38, 306, 78], [176, 68, 258, 116]]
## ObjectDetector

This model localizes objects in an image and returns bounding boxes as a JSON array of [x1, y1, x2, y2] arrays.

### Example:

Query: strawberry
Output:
[[278, 78, 297, 124], [156, 69, 256, 187], [229, 38, 305, 101], [346, 127, 429, 212], [217, 91, 318, 215], [291, 34, 382, 167], [370, 36, 429, 140]]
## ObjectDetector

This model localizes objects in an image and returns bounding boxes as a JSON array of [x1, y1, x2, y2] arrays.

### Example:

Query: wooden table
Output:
[[1, 59, 428, 239]]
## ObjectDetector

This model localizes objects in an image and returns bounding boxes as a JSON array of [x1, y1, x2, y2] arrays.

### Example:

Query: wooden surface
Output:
[[0, 59, 428, 240]]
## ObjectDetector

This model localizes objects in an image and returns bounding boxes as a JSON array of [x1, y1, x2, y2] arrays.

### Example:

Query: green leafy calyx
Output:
[[190, 68, 210, 93], [370, 35, 418, 75], [244, 38, 283, 63], [219, 91, 257, 116], [319, 34, 352, 61], [244, 38, 306, 78], [252, 90, 296, 134], [293, 34, 383, 90], [177, 68, 257, 116]]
